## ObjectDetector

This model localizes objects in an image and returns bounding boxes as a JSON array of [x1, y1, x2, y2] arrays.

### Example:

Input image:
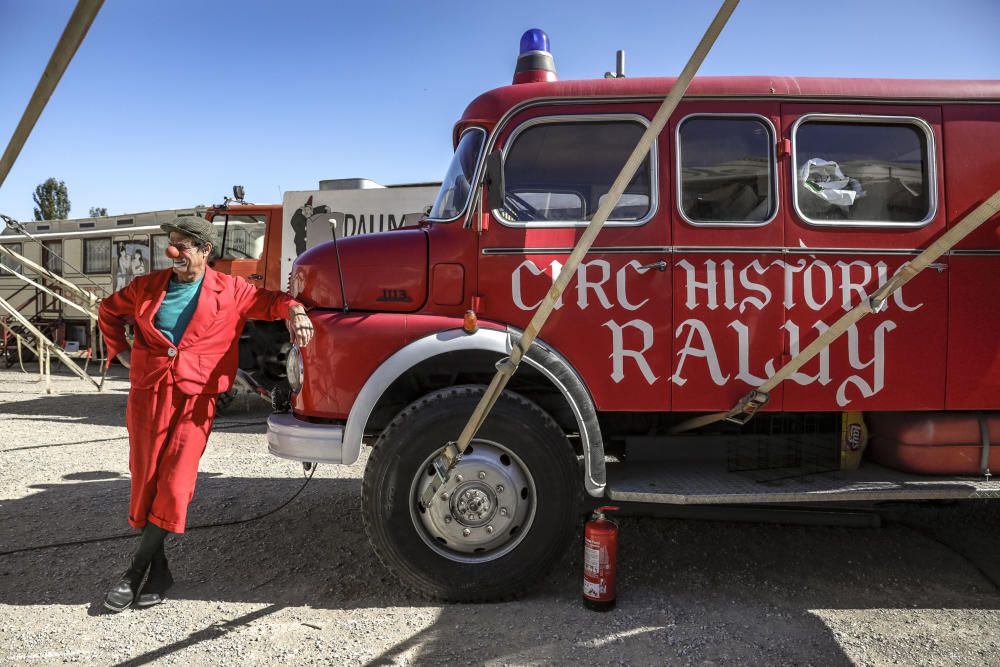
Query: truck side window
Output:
[[678, 115, 776, 225], [498, 116, 654, 226], [429, 127, 486, 220], [793, 116, 934, 227], [211, 215, 267, 260]]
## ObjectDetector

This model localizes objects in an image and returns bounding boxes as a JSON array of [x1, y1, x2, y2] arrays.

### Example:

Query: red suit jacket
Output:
[[98, 268, 301, 395]]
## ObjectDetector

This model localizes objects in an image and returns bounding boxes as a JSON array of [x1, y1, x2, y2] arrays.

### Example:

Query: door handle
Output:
[[248, 273, 264, 280], [638, 260, 668, 272]]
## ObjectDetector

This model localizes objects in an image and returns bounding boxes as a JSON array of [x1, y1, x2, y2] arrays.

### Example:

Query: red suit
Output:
[[98, 267, 301, 533]]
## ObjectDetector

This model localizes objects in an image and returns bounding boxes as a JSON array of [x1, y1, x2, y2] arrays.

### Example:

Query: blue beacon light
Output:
[[513, 29, 557, 85], [519, 29, 550, 55]]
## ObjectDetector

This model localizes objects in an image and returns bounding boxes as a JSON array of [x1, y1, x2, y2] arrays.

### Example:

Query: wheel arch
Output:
[[342, 326, 606, 496]]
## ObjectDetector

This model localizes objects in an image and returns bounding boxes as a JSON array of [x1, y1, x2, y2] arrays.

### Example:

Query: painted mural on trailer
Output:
[[114, 237, 150, 292]]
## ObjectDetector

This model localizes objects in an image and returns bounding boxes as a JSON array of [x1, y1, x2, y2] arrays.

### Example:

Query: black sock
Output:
[[131, 523, 169, 571], [153, 539, 167, 563]]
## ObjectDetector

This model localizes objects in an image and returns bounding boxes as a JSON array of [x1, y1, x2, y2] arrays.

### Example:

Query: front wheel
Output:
[[362, 385, 580, 601]]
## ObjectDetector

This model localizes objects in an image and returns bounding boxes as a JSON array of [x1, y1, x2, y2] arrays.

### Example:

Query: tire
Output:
[[362, 385, 580, 602]]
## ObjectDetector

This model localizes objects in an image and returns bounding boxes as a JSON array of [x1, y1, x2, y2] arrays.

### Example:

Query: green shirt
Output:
[[155, 274, 205, 344]]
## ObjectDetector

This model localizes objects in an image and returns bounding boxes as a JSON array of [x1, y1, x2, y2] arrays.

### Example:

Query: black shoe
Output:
[[103, 564, 147, 612], [135, 557, 173, 608]]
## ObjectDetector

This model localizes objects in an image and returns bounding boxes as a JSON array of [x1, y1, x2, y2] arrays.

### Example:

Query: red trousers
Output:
[[126, 380, 217, 533]]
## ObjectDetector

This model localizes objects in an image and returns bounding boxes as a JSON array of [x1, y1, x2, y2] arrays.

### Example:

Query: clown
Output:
[[98, 216, 313, 611]]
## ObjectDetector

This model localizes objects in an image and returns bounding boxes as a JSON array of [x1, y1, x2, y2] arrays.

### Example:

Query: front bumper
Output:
[[267, 413, 346, 464]]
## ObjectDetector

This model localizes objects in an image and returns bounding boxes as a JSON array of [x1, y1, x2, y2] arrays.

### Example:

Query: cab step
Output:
[[604, 462, 1000, 505]]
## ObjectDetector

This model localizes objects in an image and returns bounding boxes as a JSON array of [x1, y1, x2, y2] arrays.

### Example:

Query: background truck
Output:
[[0, 180, 439, 397]]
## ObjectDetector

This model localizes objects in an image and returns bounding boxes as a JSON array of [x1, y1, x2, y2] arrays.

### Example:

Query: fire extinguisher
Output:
[[583, 505, 619, 611]]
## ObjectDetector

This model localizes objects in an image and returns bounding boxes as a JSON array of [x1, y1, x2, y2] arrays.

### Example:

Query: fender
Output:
[[343, 326, 607, 496]]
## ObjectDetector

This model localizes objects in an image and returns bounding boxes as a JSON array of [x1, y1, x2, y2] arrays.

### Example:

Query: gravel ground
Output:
[[1, 365, 999, 666]]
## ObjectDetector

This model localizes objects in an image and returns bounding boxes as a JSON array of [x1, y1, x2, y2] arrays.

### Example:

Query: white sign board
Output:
[[280, 185, 439, 288]]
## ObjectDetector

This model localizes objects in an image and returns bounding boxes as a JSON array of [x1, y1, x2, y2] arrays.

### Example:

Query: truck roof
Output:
[[456, 75, 1000, 142]]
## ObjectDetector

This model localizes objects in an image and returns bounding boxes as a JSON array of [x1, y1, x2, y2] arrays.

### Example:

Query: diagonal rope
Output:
[[0, 0, 105, 188], [670, 189, 1000, 434], [421, 0, 742, 506]]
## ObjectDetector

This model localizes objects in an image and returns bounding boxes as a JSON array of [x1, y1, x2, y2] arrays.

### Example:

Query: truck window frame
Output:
[[675, 113, 778, 228], [790, 113, 938, 229], [209, 213, 267, 261], [494, 113, 658, 229], [425, 126, 488, 223]]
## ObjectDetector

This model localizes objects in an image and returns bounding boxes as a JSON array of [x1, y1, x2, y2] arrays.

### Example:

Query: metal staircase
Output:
[[0, 233, 105, 391]]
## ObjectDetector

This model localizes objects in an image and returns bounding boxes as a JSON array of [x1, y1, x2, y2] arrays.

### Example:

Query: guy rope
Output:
[[669, 189, 1000, 434], [421, 0, 742, 507]]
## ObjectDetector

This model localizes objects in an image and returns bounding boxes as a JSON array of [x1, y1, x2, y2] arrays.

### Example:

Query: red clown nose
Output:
[[165, 245, 181, 259]]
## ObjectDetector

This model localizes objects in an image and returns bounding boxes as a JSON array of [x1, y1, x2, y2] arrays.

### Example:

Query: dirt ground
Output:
[[1, 365, 999, 666]]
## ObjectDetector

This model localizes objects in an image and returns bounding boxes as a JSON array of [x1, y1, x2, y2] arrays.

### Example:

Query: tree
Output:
[[33, 178, 70, 221], [89, 206, 108, 217]]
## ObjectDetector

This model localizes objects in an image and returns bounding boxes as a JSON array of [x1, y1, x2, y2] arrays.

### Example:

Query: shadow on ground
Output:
[[2, 467, 1000, 665], [1, 389, 273, 435]]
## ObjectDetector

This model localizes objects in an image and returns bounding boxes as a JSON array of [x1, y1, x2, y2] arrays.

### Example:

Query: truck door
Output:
[[208, 212, 268, 287], [477, 106, 672, 412], [669, 102, 785, 411], [780, 104, 947, 411]]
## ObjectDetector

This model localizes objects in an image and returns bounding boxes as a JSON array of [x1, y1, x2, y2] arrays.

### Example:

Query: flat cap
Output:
[[160, 216, 216, 246]]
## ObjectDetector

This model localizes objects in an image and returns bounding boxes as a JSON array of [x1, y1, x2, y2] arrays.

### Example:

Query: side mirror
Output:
[[485, 150, 505, 211], [233, 185, 246, 202]]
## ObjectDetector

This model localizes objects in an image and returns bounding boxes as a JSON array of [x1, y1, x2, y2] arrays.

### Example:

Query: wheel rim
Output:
[[410, 439, 537, 563]]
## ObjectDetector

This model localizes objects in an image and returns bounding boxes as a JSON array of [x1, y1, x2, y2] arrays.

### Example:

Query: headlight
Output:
[[285, 344, 304, 392]]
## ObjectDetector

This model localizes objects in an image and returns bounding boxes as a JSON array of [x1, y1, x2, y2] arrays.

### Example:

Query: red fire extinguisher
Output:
[[583, 505, 619, 611]]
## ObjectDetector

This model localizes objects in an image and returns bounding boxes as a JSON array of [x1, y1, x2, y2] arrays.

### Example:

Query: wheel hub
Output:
[[453, 483, 495, 526], [411, 440, 536, 562]]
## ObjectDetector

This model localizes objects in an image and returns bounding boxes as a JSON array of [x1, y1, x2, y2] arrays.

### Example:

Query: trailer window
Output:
[[678, 115, 776, 225], [42, 241, 63, 275], [429, 127, 486, 220], [793, 116, 934, 227], [211, 214, 266, 260], [151, 235, 172, 271], [1, 242, 23, 273], [84, 238, 111, 274], [498, 116, 654, 226]]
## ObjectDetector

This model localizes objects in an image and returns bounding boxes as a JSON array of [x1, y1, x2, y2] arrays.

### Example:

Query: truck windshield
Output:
[[428, 128, 486, 220]]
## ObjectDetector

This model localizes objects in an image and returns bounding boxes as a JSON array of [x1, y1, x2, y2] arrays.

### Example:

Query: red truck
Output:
[[268, 32, 1000, 601]]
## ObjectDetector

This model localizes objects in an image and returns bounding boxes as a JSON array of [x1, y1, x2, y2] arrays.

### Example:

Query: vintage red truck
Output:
[[268, 32, 1000, 601]]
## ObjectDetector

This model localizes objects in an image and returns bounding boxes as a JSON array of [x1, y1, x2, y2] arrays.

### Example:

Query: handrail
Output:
[[0, 294, 101, 389]]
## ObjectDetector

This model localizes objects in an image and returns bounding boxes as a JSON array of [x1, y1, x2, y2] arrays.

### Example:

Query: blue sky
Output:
[[1, 0, 997, 221]]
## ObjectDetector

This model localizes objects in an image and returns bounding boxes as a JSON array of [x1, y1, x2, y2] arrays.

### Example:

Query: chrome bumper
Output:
[[267, 413, 346, 464]]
